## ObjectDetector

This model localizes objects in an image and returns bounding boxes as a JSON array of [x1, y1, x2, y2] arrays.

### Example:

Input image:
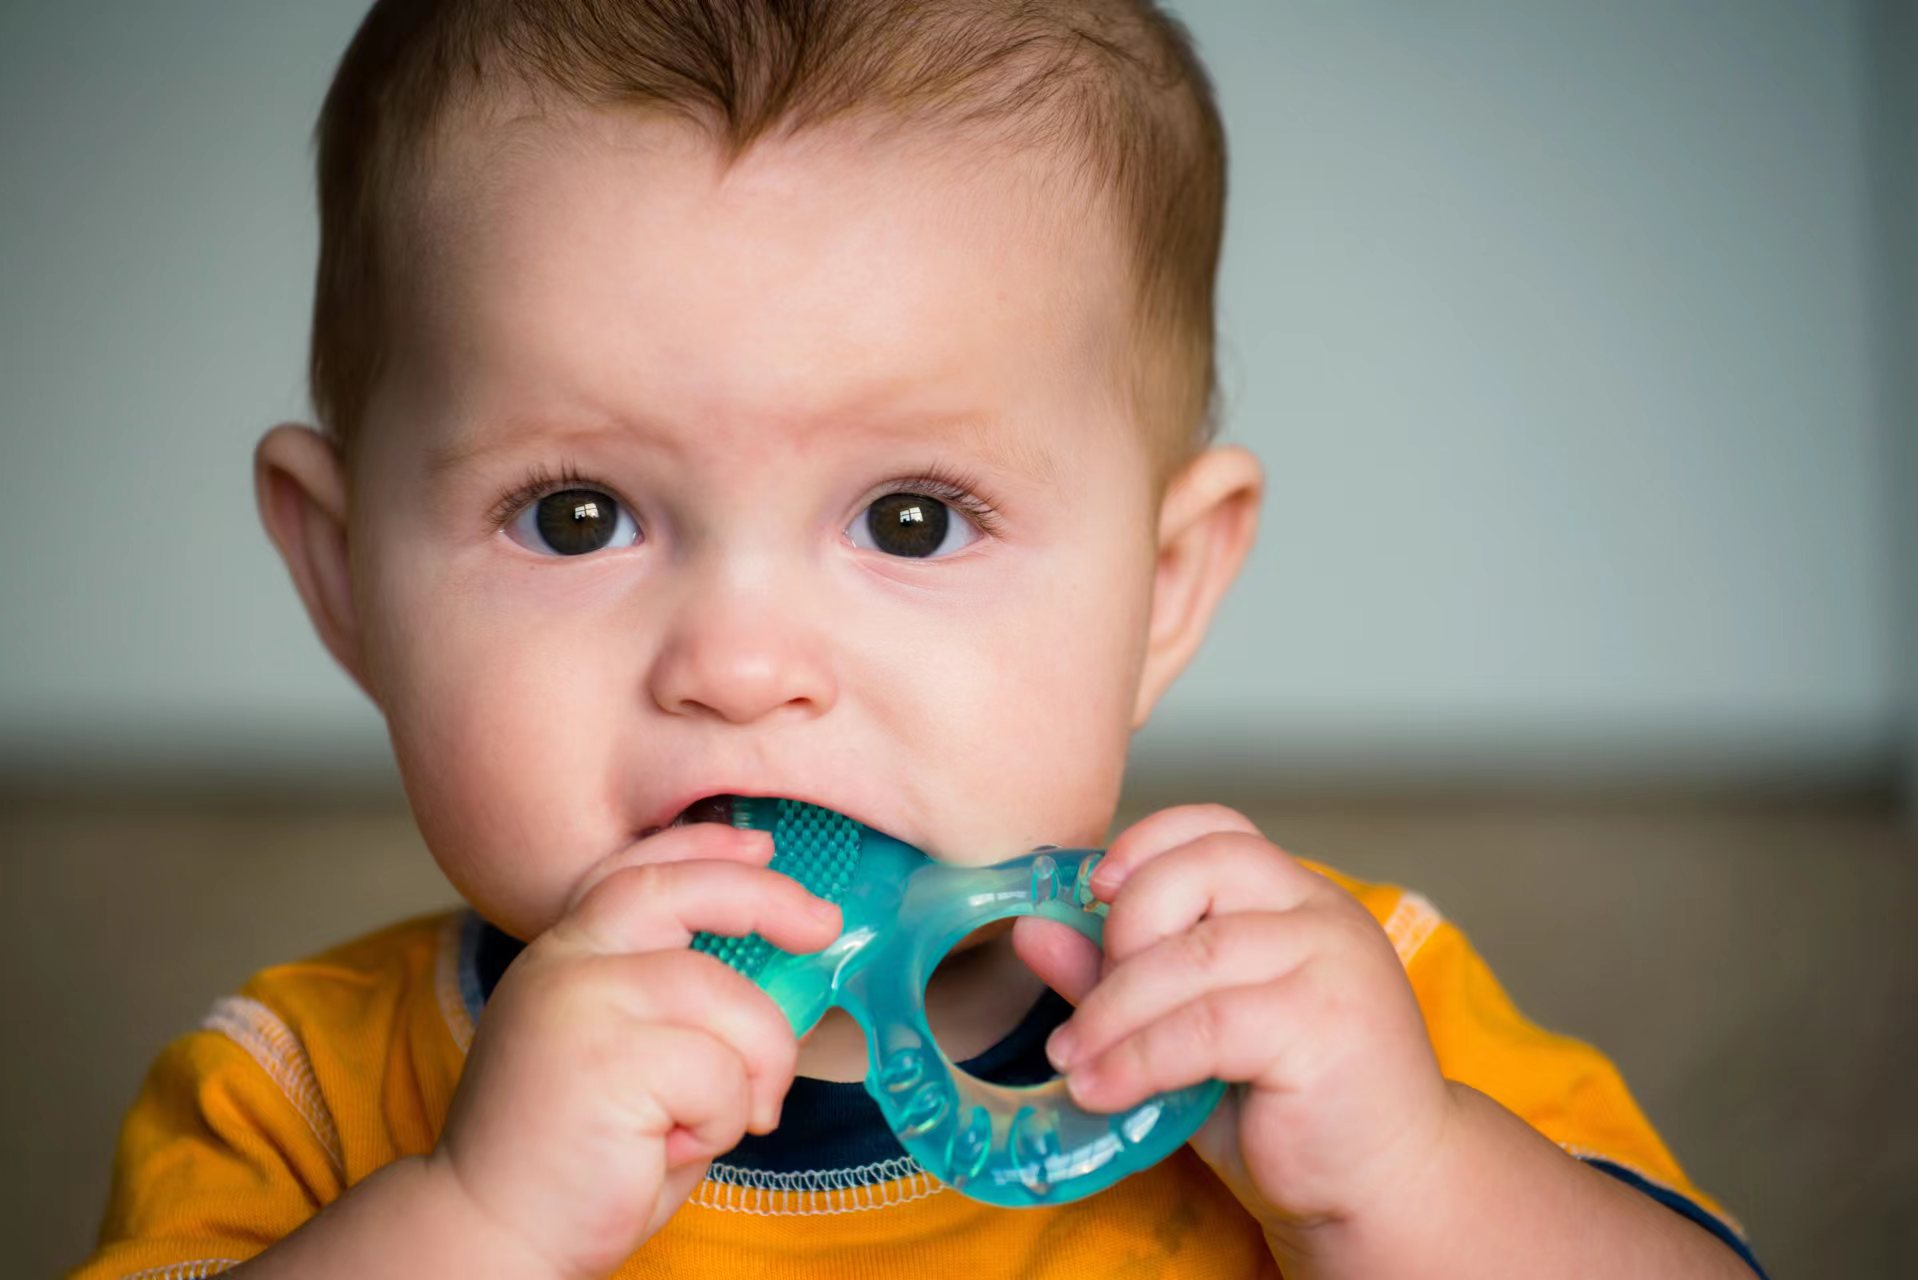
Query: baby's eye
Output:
[[847, 491, 983, 559], [504, 488, 641, 557]]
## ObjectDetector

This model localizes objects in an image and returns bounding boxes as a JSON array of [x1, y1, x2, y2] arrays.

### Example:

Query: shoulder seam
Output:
[[200, 995, 345, 1178], [1380, 890, 1443, 966]]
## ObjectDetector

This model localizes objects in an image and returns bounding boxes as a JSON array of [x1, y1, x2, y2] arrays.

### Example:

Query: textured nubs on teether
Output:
[[689, 797, 862, 980]]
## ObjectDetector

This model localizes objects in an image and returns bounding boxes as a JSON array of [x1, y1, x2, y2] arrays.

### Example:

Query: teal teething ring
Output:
[[690, 796, 1227, 1208]]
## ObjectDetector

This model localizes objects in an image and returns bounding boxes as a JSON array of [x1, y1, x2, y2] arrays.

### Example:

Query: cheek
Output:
[[365, 555, 630, 934], [911, 546, 1150, 858]]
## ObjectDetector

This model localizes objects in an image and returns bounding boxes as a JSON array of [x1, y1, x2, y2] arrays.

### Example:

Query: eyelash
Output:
[[486, 459, 1006, 539], [486, 459, 595, 531], [865, 462, 1006, 538]]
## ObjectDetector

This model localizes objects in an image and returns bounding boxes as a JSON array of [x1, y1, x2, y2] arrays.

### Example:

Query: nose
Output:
[[647, 575, 838, 725]]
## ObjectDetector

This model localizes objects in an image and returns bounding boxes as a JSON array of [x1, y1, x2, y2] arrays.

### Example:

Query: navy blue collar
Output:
[[473, 917, 1073, 1175]]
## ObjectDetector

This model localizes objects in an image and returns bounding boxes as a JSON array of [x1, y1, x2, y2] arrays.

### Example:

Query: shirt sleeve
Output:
[[1391, 894, 1768, 1277], [69, 996, 346, 1280]]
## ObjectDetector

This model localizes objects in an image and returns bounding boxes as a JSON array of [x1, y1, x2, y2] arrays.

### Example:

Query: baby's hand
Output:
[[1014, 805, 1453, 1245], [426, 823, 843, 1280]]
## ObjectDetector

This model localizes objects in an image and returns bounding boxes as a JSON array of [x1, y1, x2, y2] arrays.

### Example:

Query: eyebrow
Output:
[[426, 410, 1061, 488], [932, 414, 1060, 488]]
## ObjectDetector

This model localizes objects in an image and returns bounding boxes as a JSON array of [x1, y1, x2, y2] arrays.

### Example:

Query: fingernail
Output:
[[1046, 1024, 1078, 1071], [806, 896, 840, 922]]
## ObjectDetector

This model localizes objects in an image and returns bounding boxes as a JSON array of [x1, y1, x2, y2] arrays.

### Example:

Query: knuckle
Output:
[[1176, 918, 1230, 974], [711, 1037, 752, 1093], [1109, 1029, 1149, 1081], [1318, 893, 1382, 951], [1294, 955, 1344, 1020], [662, 952, 754, 1016], [576, 862, 664, 921], [1338, 905, 1383, 951], [1309, 973, 1350, 1034], [715, 1048, 758, 1122], [518, 955, 599, 1016], [1184, 992, 1228, 1058], [621, 860, 678, 897], [1068, 987, 1114, 1043], [761, 866, 812, 907], [579, 1015, 637, 1078], [1100, 903, 1154, 963], [757, 1019, 799, 1079], [1187, 826, 1265, 862], [678, 954, 790, 1044], [658, 947, 731, 996], [1311, 873, 1362, 910], [1182, 801, 1259, 832]]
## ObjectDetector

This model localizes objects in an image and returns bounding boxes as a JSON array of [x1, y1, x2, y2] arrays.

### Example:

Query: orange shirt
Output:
[[71, 862, 1759, 1278]]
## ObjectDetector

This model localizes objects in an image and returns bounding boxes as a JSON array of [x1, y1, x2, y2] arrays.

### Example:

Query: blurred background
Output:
[[2, 0, 1912, 1275]]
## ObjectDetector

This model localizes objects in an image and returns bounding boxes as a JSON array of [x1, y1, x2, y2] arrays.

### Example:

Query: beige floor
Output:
[[6, 783, 1914, 1277]]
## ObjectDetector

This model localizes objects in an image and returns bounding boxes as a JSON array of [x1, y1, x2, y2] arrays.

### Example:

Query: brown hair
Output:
[[310, 0, 1228, 482]]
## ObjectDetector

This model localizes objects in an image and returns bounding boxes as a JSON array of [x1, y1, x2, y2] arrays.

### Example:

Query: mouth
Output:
[[636, 793, 744, 840], [635, 789, 894, 844]]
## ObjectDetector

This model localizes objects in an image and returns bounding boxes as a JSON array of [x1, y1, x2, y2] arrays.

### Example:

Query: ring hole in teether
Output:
[[922, 920, 1062, 1086]]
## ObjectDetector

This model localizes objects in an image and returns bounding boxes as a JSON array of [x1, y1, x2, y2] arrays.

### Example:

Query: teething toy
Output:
[[688, 796, 1226, 1208]]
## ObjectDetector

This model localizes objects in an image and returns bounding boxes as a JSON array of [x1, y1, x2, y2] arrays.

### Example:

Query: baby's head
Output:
[[257, 0, 1261, 941]]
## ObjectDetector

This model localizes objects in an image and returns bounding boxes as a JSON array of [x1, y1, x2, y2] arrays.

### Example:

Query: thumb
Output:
[[1012, 917, 1103, 1005]]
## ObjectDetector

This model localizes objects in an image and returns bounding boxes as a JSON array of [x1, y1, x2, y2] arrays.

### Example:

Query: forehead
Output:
[[388, 101, 1136, 478]]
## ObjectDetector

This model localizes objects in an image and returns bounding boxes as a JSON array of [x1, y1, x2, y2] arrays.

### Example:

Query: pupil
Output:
[[868, 492, 949, 558], [536, 488, 618, 555]]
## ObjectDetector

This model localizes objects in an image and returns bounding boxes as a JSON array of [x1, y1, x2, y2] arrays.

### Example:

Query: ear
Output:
[[254, 423, 379, 705], [1130, 444, 1264, 729]]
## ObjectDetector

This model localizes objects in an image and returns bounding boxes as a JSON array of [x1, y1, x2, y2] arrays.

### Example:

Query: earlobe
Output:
[[253, 423, 377, 704], [1129, 444, 1264, 730]]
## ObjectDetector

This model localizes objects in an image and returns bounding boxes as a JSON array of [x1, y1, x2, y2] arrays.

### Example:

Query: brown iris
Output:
[[865, 492, 950, 558], [534, 489, 620, 556]]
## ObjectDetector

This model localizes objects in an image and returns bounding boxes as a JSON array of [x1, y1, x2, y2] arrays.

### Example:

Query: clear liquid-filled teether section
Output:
[[690, 798, 1225, 1207], [856, 842, 1223, 1207], [871, 1027, 1223, 1204]]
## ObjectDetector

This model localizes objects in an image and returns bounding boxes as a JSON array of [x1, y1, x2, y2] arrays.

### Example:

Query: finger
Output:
[[623, 1023, 755, 1167], [1044, 910, 1318, 1072], [564, 822, 776, 917], [1103, 831, 1327, 964], [1066, 978, 1305, 1114], [1011, 916, 1103, 1006], [555, 859, 842, 958], [1092, 803, 1262, 901], [593, 948, 804, 1134]]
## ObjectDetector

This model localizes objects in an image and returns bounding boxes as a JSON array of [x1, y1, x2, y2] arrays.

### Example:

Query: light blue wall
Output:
[[1151, 0, 1900, 789], [0, 1, 1904, 793]]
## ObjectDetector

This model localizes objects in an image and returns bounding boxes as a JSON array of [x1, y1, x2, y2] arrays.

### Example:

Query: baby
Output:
[[75, 2, 1765, 1277]]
